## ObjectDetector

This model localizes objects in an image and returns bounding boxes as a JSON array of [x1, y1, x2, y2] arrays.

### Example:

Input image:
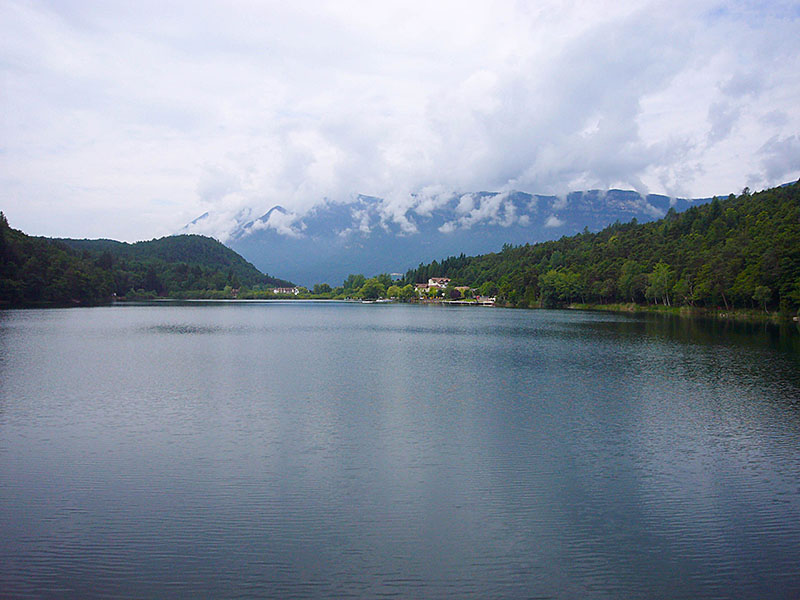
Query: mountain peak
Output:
[[184, 188, 716, 286]]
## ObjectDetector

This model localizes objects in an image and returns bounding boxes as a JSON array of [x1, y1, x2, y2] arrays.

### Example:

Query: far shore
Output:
[[5, 296, 800, 329], [564, 301, 800, 325]]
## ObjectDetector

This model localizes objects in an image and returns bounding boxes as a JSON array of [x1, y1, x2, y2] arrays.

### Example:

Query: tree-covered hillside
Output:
[[403, 183, 800, 314], [0, 214, 292, 307], [56, 235, 291, 294], [0, 213, 114, 306]]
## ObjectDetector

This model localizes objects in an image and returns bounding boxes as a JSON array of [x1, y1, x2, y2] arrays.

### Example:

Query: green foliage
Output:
[[479, 281, 498, 296], [375, 273, 393, 288], [358, 278, 386, 299], [342, 273, 366, 296], [55, 234, 291, 293], [402, 182, 800, 313], [444, 285, 461, 299], [753, 285, 771, 313], [646, 262, 674, 306], [539, 269, 581, 307], [398, 284, 416, 301], [313, 283, 332, 295], [0, 214, 113, 306], [0, 218, 293, 307]]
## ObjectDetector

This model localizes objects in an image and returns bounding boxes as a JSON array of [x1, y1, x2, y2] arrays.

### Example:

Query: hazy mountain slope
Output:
[[402, 183, 800, 313], [187, 189, 715, 286]]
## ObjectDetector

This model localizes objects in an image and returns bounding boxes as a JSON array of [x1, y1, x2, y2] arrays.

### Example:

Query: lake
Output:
[[1, 301, 799, 599]]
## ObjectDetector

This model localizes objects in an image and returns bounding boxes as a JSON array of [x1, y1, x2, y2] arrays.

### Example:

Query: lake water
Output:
[[1, 301, 799, 599]]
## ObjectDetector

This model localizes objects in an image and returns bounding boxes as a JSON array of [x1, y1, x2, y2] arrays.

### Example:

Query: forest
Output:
[[402, 182, 800, 315], [3, 182, 799, 312], [0, 216, 291, 307]]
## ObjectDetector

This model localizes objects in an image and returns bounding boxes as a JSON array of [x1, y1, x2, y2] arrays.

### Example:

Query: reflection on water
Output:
[[1, 302, 799, 599]]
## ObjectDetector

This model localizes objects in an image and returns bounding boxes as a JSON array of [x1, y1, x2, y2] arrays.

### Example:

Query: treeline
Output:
[[0, 214, 292, 307], [294, 273, 418, 301], [1, 213, 114, 305], [402, 182, 800, 314]]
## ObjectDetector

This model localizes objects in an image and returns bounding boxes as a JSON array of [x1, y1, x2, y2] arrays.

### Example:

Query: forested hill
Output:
[[55, 235, 291, 288], [0, 215, 292, 307], [403, 182, 800, 314]]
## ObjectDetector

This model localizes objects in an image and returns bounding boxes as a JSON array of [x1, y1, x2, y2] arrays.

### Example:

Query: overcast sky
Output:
[[2, 0, 799, 241]]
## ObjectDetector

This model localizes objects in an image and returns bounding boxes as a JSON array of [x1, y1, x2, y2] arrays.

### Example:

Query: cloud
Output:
[[248, 208, 304, 238], [552, 196, 568, 211], [1, 0, 799, 241], [437, 192, 526, 233], [707, 101, 741, 144], [545, 215, 565, 228], [755, 135, 800, 184], [377, 192, 422, 234], [720, 70, 765, 98], [196, 166, 241, 204]]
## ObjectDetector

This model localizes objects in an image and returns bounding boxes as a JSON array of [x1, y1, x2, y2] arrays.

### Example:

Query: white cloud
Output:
[[545, 215, 565, 228], [437, 192, 526, 233], [707, 101, 741, 144], [754, 135, 800, 184], [1, 0, 798, 240], [247, 208, 304, 239]]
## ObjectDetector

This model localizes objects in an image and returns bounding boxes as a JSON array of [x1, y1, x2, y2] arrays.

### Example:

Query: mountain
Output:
[[402, 183, 800, 314], [0, 216, 292, 307], [55, 234, 290, 288], [187, 189, 716, 287], [1, 213, 116, 306]]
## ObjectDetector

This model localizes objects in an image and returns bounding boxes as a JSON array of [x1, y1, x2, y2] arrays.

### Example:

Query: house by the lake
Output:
[[427, 277, 451, 288], [271, 287, 300, 295]]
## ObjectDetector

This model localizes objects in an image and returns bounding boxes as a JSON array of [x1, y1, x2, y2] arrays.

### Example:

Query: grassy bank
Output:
[[567, 302, 798, 324]]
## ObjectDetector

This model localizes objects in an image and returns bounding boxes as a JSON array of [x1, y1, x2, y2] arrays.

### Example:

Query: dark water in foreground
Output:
[[1, 302, 799, 599]]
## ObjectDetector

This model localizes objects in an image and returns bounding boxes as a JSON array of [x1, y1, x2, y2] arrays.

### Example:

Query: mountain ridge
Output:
[[400, 182, 800, 314], [0, 220, 292, 307], [184, 188, 718, 286]]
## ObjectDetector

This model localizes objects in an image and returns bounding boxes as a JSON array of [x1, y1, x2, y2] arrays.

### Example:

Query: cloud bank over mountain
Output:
[[1, 0, 798, 241], [184, 189, 714, 286]]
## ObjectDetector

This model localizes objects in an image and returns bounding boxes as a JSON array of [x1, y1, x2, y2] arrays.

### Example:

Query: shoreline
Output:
[[4, 296, 799, 327], [564, 302, 799, 325]]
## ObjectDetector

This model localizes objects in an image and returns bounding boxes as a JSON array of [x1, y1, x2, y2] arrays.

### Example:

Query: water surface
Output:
[[1, 302, 799, 598]]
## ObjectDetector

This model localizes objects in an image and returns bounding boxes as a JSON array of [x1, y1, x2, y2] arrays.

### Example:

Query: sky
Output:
[[1, 0, 799, 242]]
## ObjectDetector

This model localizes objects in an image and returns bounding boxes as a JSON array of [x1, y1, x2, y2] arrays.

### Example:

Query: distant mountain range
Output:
[[183, 189, 717, 286], [400, 182, 800, 313]]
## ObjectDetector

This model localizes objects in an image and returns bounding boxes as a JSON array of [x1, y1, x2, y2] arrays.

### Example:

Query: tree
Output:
[[538, 269, 581, 306], [753, 286, 771, 313], [446, 285, 462, 299], [313, 283, 332, 295], [386, 284, 401, 298], [343, 274, 366, 294], [96, 251, 113, 270], [0, 212, 7, 265], [672, 276, 694, 306], [479, 281, 498, 296], [697, 256, 735, 309], [359, 278, 386, 299], [376, 273, 393, 288], [646, 262, 674, 306], [397, 182, 800, 315], [599, 278, 617, 304], [618, 260, 647, 303], [144, 265, 163, 295], [398, 284, 416, 301]]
